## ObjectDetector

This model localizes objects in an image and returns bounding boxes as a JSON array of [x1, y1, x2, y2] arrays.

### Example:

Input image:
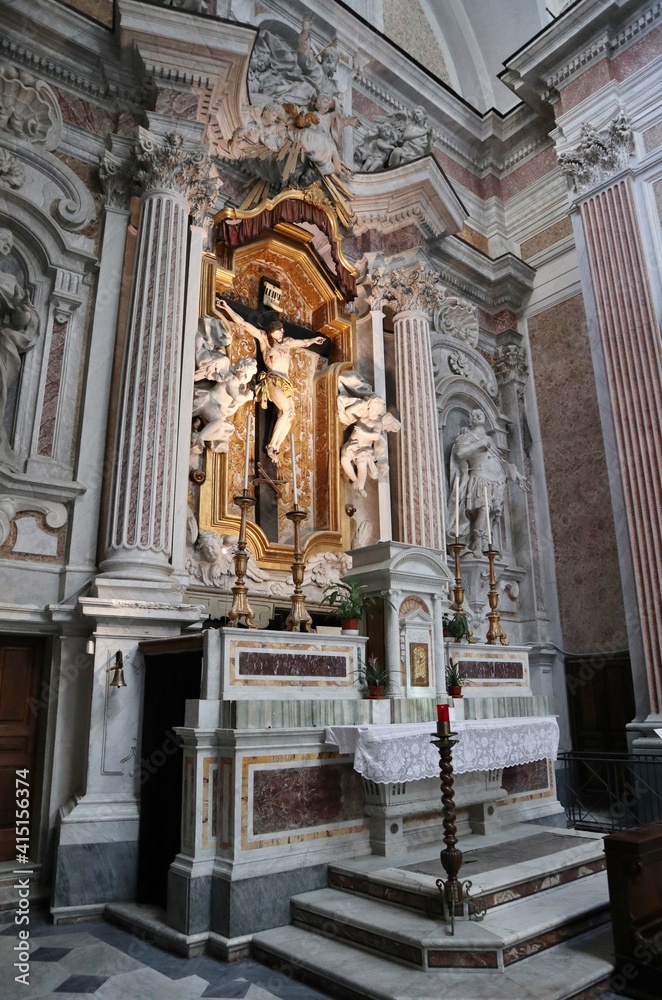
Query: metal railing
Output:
[[557, 751, 662, 833]]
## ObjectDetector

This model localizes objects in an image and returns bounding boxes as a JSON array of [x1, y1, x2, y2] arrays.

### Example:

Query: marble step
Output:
[[329, 830, 606, 919], [289, 871, 609, 971], [252, 921, 614, 1000]]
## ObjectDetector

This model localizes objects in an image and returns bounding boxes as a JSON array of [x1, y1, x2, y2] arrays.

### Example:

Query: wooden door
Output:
[[0, 640, 41, 862]]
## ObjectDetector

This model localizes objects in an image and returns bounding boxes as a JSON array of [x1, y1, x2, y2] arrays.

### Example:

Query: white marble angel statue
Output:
[[191, 356, 257, 455], [337, 371, 400, 497]]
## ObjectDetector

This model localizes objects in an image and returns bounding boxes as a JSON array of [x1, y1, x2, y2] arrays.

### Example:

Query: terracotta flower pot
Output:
[[448, 685, 463, 698], [341, 618, 359, 634], [367, 685, 385, 699]]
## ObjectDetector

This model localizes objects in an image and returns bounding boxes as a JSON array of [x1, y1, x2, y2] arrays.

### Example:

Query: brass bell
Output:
[[108, 650, 127, 688]]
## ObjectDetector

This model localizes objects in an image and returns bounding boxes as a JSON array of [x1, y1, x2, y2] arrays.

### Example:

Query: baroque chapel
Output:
[[0, 0, 661, 997]]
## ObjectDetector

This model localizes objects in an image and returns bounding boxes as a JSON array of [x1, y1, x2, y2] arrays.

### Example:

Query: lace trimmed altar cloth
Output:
[[325, 717, 560, 784]]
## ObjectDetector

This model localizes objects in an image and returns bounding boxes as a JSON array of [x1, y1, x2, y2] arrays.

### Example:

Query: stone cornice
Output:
[[429, 238, 536, 311], [351, 155, 467, 240], [501, 0, 661, 107]]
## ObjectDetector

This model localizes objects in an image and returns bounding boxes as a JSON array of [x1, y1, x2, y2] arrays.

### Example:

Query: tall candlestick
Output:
[[484, 486, 492, 545], [454, 476, 459, 539], [290, 432, 298, 507], [243, 412, 252, 492]]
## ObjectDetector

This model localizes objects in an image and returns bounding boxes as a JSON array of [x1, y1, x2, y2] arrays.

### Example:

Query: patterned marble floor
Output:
[[0, 910, 628, 1000], [0, 910, 333, 1000]]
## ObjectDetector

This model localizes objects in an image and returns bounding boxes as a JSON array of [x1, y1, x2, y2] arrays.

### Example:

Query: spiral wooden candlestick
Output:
[[227, 492, 257, 629], [483, 545, 509, 646], [432, 720, 463, 933], [432, 721, 486, 932], [285, 507, 313, 633]]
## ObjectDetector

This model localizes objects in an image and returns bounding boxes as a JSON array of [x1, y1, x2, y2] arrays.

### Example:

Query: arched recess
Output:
[[0, 157, 96, 483]]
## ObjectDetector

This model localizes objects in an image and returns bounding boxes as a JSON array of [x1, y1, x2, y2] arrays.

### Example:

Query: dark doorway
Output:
[[0, 638, 43, 862], [565, 652, 635, 753], [136, 646, 202, 908]]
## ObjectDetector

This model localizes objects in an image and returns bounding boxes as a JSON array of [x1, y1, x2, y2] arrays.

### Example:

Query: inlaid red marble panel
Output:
[[252, 762, 364, 834], [502, 759, 549, 795], [458, 659, 524, 680], [238, 651, 347, 677]]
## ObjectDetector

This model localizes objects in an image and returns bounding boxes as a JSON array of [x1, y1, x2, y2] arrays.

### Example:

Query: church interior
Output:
[[0, 0, 661, 997]]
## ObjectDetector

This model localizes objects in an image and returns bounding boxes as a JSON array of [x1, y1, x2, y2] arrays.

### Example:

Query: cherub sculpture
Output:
[[191, 356, 257, 455], [337, 371, 400, 497]]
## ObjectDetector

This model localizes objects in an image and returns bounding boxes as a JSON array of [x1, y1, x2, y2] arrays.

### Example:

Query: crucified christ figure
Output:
[[217, 301, 325, 464]]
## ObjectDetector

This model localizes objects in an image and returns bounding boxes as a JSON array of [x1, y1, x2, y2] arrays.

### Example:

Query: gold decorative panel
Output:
[[197, 208, 356, 571], [410, 643, 430, 687]]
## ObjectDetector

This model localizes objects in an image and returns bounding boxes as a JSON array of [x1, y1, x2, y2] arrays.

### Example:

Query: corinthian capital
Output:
[[493, 344, 528, 383], [133, 129, 219, 223], [371, 264, 440, 315], [99, 149, 132, 210], [557, 110, 634, 196]]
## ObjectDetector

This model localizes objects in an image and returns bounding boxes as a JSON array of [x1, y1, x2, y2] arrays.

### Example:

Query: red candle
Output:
[[437, 704, 450, 723]]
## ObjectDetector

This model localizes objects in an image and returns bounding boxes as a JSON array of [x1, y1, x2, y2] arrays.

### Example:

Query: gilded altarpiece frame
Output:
[[197, 208, 357, 572]]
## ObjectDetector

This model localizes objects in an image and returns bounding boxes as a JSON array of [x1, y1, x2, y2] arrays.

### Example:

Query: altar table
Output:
[[325, 716, 560, 784]]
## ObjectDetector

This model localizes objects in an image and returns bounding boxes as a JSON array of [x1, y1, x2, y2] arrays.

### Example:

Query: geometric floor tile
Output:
[[31, 948, 73, 963], [54, 976, 109, 994]]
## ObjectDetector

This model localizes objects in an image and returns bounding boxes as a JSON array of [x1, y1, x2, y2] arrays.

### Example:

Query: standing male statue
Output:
[[0, 229, 40, 468], [448, 408, 527, 556], [217, 301, 324, 464]]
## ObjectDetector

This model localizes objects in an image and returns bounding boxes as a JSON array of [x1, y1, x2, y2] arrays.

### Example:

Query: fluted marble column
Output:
[[382, 268, 445, 551], [560, 113, 662, 724], [101, 130, 215, 582]]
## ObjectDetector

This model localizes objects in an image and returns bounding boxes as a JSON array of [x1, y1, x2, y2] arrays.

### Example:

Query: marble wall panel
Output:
[[53, 86, 116, 137], [527, 295, 627, 653], [501, 147, 558, 202], [613, 24, 662, 82], [53, 0, 113, 27], [654, 179, 662, 227], [237, 650, 347, 677], [643, 122, 662, 155], [252, 761, 364, 835], [458, 659, 525, 681], [502, 759, 549, 795], [558, 60, 612, 115], [521, 218, 573, 261]]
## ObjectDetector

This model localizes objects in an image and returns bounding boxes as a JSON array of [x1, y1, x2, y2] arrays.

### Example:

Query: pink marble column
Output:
[[580, 177, 662, 715], [393, 306, 445, 551], [101, 130, 215, 581]]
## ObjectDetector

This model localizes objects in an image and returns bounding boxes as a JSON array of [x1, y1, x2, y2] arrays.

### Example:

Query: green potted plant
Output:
[[445, 660, 467, 698], [359, 654, 390, 699], [321, 578, 377, 633], [444, 611, 474, 643]]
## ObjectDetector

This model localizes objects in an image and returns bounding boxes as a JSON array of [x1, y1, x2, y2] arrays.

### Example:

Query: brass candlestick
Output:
[[483, 545, 508, 646], [285, 506, 313, 633], [432, 720, 486, 933], [447, 537, 476, 643], [227, 492, 257, 629]]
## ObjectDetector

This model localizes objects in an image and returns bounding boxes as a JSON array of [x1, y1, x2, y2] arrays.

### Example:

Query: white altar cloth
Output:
[[325, 717, 560, 784]]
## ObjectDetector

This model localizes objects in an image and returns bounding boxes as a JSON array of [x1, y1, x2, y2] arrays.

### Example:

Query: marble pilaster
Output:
[[379, 267, 445, 552], [100, 130, 216, 584], [563, 116, 662, 726]]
